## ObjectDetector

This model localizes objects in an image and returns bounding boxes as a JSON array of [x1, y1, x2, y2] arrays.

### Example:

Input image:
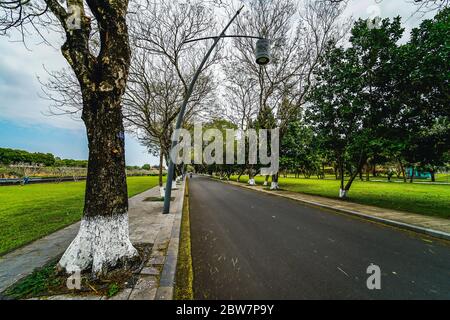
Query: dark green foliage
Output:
[[54, 157, 88, 168], [0, 148, 89, 167], [281, 121, 321, 177], [398, 8, 450, 174], [0, 148, 55, 166], [306, 9, 450, 193]]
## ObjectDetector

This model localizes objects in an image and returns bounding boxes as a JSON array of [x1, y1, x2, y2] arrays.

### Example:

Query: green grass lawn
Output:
[[0, 176, 160, 256], [285, 173, 450, 183], [435, 173, 450, 183], [232, 175, 450, 219]]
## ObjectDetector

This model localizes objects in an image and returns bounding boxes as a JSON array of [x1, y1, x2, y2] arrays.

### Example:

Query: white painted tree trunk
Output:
[[160, 187, 165, 198], [263, 181, 268, 186], [58, 212, 138, 274], [270, 182, 279, 190], [248, 178, 256, 185], [339, 188, 348, 199]]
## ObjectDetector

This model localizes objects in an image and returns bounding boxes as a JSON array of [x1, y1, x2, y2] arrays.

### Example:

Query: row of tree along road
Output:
[[194, 8, 450, 197]]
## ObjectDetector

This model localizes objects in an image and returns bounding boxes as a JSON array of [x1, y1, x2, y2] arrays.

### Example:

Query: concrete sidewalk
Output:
[[222, 179, 450, 241], [0, 181, 186, 300], [0, 221, 81, 294]]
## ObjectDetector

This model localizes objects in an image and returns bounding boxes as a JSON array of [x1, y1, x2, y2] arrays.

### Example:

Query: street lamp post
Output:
[[163, 5, 270, 214]]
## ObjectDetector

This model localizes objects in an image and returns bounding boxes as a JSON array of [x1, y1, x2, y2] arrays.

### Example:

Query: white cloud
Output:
[[0, 30, 82, 130]]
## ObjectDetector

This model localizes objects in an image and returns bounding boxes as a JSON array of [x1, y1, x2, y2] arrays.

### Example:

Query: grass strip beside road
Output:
[[0, 176, 160, 256], [230, 176, 450, 219], [174, 178, 194, 300]]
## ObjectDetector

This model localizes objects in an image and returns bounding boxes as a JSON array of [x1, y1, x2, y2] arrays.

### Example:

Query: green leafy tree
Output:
[[398, 8, 450, 180], [307, 16, 405, 198], [0, 148, 55, 166], [281, 121, 321, 178]]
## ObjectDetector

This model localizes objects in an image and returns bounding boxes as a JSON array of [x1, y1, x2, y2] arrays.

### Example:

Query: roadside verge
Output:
[[174, 178, 194, 300], [155, 177, 187, 300]]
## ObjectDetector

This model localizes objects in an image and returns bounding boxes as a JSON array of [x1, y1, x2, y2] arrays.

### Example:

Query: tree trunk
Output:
[[58, 95, 138, 275], [410, 166, 415, 183], [398, 160, 406, 183], [339, 161, 346, 198], [341, 156, 365, 199], [430, 169, 436, 182], [158, 151, 164, 187], [248, 167, 256, 185], [322, 163, 325, 179], [158, 151, 165, 198], [344, 169, 359, 194], [271, 173, 279, 190], [237, 167, 245, 182], [57, 4, 137, 275]]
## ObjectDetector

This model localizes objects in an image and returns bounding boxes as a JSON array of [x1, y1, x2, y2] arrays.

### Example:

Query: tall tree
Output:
[[307, 16, 405, 198], [126, 0, 219, 184], [123, 54, 215, 188], [123, 57, 183, 188], [1, 1, 139, 275], [397, 7, 450, 180]]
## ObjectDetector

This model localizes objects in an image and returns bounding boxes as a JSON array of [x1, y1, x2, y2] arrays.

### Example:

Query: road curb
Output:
[[155, 178, 186, 300], [216, 178, 450, 242]]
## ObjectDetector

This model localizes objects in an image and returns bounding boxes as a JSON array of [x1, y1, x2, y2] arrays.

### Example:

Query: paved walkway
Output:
[[0, 222, 81, 293], [223, 180, 450, 238], [0, 183, 185, 300]]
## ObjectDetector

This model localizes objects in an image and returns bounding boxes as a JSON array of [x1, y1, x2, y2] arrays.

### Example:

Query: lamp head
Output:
[[255, 38, 271, 66]]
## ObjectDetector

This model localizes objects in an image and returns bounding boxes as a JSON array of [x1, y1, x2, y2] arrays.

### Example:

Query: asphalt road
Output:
[[189, 176, 450, 300]]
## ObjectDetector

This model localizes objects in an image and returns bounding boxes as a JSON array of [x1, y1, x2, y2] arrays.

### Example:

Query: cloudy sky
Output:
[[0, 0, 436, 166]]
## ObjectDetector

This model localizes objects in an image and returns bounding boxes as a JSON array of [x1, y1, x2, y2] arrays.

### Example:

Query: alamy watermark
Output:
[[366, 264, 381, 290], [169, 123, 279, 176], [66, 267, 81, 290]]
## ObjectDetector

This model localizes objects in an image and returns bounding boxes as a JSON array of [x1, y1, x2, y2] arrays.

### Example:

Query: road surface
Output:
[[189, 176, 450, 300]]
